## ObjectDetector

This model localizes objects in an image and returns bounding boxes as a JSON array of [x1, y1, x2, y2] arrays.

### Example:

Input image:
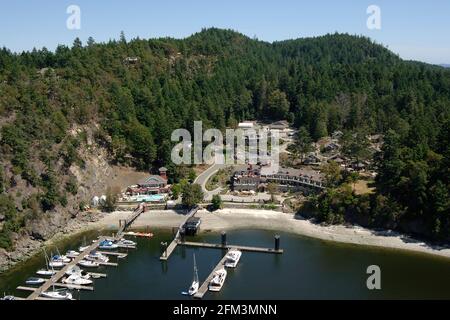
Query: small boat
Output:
[[224, 249, 242, 268], [117, 238, 137, 246], [36, 269, 56, 276], [37, 249, 56, 276], [66, 250, 80, 257], [25, 277, 46, 285], [53, 255, 71, 263], [63, 274, 93, 286], [124, 231, 153, 238], [86, 252, 109, 263], [187, 254, 199, 296], [1, 294, 15, 300], [78, 260, 99, 268], [98, 240, 118, 250], [40, 290, 72, 300], [78, 245, 90, 252], [208, 268, 227, 292], [48, 260, 65, 268], [66, 265, 87, 276]]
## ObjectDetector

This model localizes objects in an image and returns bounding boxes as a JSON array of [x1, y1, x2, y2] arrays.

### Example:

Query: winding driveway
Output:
[[194, 163, 227, 201]]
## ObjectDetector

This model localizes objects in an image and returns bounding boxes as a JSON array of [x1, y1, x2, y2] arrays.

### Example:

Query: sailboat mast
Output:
[[193, 253, 199, 283]]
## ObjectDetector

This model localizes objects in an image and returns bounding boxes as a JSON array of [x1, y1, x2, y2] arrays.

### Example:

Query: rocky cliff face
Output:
[[0, 125, 127, 272]]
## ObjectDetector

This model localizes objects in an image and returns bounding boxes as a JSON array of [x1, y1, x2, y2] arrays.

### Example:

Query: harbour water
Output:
[[1, 229, 449, 299]]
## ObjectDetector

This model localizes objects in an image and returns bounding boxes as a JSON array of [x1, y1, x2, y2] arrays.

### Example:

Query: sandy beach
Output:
[[95, 208, 450, 259]]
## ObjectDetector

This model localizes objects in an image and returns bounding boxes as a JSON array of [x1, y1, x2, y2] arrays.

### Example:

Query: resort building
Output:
[[126, 167, 170, 196], [231, 164, 324, 193]]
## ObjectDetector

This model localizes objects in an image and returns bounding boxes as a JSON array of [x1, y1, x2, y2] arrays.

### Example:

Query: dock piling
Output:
[[221, 231, 227, 247], [275, 235, 281, 251]]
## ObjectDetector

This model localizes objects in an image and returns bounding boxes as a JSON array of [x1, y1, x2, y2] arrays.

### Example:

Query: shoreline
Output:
[[2, 207, 449, 273], [96, 208, 450, 260]]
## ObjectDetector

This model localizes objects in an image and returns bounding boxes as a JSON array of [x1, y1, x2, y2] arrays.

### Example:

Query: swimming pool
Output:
[[129, 194, 166, 202]]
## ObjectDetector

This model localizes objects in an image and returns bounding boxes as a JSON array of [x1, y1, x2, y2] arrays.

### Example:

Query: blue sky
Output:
[[0, 0, 449, 64]]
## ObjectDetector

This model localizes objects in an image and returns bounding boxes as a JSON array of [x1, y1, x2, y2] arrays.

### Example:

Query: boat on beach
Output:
[[208, 268, 227, 292], [224, 249, 242, 268]]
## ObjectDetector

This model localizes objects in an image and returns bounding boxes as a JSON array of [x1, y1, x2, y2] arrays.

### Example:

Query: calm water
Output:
[[1, 229, 449, 299]]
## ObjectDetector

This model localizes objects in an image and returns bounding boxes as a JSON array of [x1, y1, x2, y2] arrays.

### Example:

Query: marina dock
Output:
[[189, 233, 283, 299], [178, 241, 284, 254], [160, 206, 199, 261], [24, 237, 107, 300], [194, 251, 230, 299], [8, 203, 148, 300]]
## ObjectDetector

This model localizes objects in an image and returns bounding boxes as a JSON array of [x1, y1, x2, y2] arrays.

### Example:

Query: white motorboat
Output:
[[66, 265, 86, 276], [117, 239, 137, 246], [63, 274, 93, 286], [36, 269, 56, 276], [98, 240, 118, 250], [78, 260, 99, 268], [56, 255, 71, 263], [86, 252, 109, 263], [224, 249, 242, 268], [66, 250, 80, 257], [78, 245, 90, 252], [187, 254, 199, 296], [25, 277, 46, 285], [40, 290, 72, 300], [1, 295, 15, 300], [208, 268, 227, 292], [50, 254, 71, 264], [48, 260, 65, 268]]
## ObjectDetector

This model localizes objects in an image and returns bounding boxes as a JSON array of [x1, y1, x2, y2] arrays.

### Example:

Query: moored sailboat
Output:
[[37, 249, 57, 276], [183, 253, 199, 296]]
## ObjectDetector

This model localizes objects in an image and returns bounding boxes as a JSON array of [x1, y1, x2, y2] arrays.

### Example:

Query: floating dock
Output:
[[24, 237, 107, 300], [194, 251, 230, 299], [178, 241, 283, 254], [11, 205, 147, 300]]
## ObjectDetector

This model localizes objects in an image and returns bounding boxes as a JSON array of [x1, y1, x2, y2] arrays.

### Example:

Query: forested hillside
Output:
[[0, 28, 449, 249]]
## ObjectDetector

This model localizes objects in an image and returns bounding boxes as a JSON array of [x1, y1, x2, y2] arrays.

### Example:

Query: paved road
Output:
[[193, 163, 227, 201], [193, 139, 292, 202]]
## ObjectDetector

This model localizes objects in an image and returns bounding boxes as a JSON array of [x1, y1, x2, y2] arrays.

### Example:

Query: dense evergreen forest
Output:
[[0, 28, 449, 248]]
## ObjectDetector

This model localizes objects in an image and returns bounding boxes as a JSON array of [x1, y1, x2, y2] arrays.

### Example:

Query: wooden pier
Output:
[[24, 237, 106, 300], [178, 241, 284, 254], [194, 251, 230, 299], [116, 204, 145, 238], [10, 205, 145, 300], [159, 206, 199, 261]]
